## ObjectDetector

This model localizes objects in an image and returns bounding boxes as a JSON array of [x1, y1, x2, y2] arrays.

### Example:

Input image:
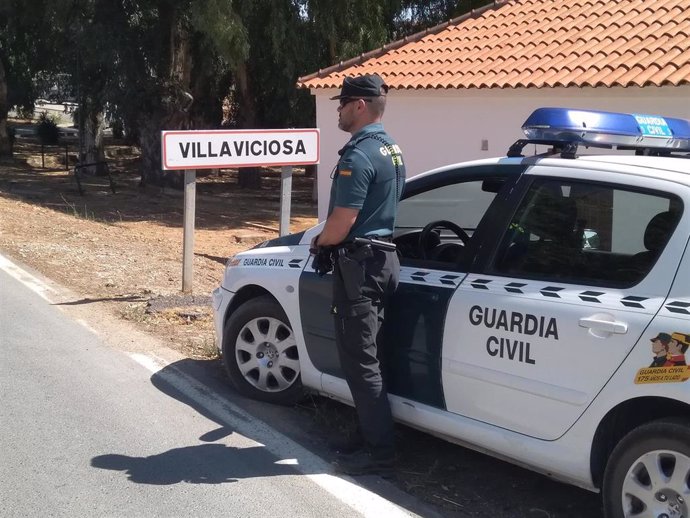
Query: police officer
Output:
[[313, 73, 405, 476]]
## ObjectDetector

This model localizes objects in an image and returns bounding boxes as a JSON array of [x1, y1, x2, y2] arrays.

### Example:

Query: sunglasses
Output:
[[339, 97, 372, 107]]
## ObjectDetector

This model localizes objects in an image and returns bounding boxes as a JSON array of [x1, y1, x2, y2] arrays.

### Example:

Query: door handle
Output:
[[579, 316, 628, 334]]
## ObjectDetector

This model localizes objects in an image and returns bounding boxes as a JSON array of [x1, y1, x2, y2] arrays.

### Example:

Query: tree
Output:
[[1, 0, 494, 181], [389, 0, 494, 37], [110, 0, 247, 187], [0, 0, 61, 155], [0, 56, 9, 156]]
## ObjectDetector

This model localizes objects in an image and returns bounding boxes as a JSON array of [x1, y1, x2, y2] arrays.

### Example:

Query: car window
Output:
[[394, 176, 510, 266], [491, 178, 682, 287], [396, 180, 498, 231]]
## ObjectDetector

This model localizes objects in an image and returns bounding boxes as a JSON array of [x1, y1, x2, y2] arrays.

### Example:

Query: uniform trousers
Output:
[[332, 246, 399, 458]]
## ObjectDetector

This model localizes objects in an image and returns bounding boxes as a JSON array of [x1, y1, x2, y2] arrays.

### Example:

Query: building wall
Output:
[[312, 85, 690, 221]]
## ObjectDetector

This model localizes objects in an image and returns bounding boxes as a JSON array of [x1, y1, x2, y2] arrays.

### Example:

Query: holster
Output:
[[336, 244, 373, 300]]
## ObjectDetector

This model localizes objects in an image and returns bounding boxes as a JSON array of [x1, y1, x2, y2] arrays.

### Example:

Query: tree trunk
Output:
[[0, 57, 11, 156], [234, 61, 261, 189], [139, 16, 193, 188], [80, 97, 106, 175], [139, 112, 165, 187]]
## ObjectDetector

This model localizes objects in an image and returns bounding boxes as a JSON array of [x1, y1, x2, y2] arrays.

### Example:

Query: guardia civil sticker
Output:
[[634, 332, 690, 384]]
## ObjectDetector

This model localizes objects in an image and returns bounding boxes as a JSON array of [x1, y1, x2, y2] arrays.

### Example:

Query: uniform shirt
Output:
[[327, 123, 406, 242]]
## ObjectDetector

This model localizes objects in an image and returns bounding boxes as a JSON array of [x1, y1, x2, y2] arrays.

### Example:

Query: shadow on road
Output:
[[91, 443, 295, 485], [90, 358, 312, 486], [195, 252, 228, 265], [54, 295, 147, 305], [91, 357, 602, 517], [91, 357, 443, 517]]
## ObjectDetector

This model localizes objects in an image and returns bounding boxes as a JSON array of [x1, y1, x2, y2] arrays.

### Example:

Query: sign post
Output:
[[182, 169, 196, 292], [161, 128, 320, 293], [279, 165, 292, 236]]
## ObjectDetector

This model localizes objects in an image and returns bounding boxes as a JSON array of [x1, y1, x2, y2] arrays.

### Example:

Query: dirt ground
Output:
[[0, 128, 318, 359], [0, 125, 605, 518]]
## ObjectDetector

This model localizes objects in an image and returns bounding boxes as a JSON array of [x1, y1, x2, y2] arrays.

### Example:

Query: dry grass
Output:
[[0, 132, 317, 359]]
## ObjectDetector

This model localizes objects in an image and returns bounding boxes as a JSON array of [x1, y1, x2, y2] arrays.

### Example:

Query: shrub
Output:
[[36, 111, 60, 145], [15, 106, 34, 119]]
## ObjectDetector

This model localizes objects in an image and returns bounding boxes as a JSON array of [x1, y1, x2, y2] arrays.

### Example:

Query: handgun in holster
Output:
[[336, 244, 373, 300]]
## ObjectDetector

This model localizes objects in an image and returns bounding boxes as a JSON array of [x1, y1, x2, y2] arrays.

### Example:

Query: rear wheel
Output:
[[222, 296, 303, 405], [603, 418, 690, 518]]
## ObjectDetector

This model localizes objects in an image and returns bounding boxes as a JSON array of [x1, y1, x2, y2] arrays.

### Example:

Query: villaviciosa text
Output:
[[179, 139, 307, 159]]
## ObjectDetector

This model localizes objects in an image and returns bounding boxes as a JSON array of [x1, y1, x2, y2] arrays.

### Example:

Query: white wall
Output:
[[313, 85, 690, 221]]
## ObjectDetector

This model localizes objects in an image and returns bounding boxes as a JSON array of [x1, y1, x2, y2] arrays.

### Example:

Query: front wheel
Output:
[[222, 295, 303, 405], [603, 418, 690, 518]]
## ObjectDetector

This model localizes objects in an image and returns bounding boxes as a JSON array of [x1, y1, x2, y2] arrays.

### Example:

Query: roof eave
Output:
[[297, 0, 511, 88]]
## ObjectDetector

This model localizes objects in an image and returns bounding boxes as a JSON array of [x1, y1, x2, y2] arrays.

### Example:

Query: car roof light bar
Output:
[[507, 107, 690, 158]]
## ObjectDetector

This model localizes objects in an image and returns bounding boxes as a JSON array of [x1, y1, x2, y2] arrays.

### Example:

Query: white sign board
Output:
[[161, 129, 320, 170]]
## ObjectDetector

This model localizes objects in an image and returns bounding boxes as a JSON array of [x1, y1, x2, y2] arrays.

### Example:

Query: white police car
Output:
[[213, 108, 690, 518]]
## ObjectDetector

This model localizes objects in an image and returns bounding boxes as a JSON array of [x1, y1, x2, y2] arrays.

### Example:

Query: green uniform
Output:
[[326, 121, 405, 464], [328, 123, 405, 241]]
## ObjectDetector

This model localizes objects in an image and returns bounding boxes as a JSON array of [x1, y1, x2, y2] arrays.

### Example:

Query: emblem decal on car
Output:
[[579, 291, 604, 303], [411, 271, 430, 282], [462, 276, 657, 310], [664, 301, 690, 315], [621, 296, 649, 308], [635, 332, 690, 384], [242, 257, 286, 267], [540, 286, 564, 298], [504, 282, 527, 294]]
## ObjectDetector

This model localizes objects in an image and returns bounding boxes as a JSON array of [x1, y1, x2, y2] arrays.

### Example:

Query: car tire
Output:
[[602, 417, 690, 518], [222, 295, 303, 405]]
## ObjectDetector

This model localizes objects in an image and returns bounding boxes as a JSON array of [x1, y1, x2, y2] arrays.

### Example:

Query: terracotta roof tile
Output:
[[299, 0, 690, 90]]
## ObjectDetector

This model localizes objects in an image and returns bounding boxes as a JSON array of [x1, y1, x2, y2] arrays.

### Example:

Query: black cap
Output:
[[651, 332, 672, 344], [330, 74, 388, 100]]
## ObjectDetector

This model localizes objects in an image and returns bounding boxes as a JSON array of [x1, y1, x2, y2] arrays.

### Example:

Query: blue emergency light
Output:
[[508, 107, 690, 157]]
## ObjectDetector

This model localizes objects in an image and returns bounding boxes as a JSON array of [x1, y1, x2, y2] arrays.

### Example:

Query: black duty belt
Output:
[[342, 236, 396, 252], [368, 235, 393, 242]]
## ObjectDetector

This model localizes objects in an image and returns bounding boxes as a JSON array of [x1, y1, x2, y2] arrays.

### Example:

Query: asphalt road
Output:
[[0, 262, 421, 518], [0, 253, 603, 518]]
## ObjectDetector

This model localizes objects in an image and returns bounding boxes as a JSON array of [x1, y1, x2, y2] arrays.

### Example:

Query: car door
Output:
[[299, 163, 524, 408], [442, 169, 686, 440]]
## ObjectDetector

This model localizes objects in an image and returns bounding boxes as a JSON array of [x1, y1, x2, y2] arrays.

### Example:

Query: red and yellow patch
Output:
[[634, 365, 690, 384], [339, 169, 352, 176]]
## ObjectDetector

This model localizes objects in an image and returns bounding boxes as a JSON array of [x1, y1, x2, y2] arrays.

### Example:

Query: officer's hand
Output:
[[310, 234, 320, 254]]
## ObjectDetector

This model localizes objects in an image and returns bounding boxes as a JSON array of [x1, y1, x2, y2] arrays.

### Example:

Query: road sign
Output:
[[161, 128, 320, 293], [161, 129, 320, 170]]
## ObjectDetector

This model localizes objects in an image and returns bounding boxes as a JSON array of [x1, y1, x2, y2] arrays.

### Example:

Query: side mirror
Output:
[[481, 178, 506, 193]]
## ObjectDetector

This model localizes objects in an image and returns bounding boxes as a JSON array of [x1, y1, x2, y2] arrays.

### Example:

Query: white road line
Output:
[[75, 318, 101, 335], [0, 253, 56, 302], [0, 252, 417, 517], [127, 352, 416, 518], [0, 253, 103, 337]]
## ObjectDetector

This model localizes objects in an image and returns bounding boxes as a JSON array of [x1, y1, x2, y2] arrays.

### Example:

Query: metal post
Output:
[[65, 144, 69, 171], [41, 144, 45, 168], [279, 165, 292, 236], [182, 169, 196, 293]]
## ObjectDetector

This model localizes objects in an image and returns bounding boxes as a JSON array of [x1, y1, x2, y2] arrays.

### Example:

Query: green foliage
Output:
[[36, 111, 60, 145], [1, 0, 494, 183], [14, 106, 34, 119], [190, 0, 248, 65], [394, 0, 494, 36]]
